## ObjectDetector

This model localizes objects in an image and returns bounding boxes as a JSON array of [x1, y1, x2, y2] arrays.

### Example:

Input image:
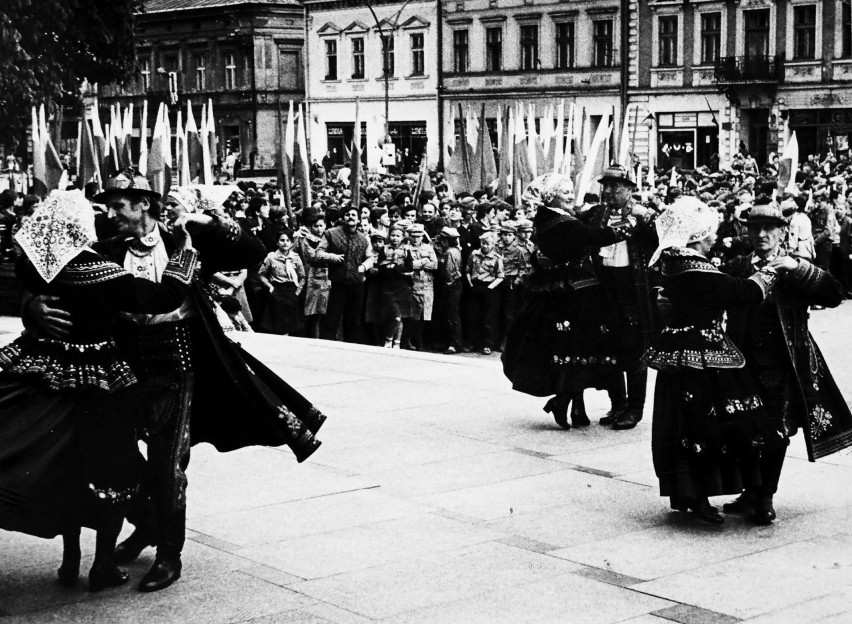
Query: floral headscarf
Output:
[[648, 196, 719, 267], [15, 189, 97, 283], [522, 174, 574, 210]]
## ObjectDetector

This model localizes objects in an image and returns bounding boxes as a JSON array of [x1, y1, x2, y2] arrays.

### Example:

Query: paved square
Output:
[[2, 304, 852, 623]]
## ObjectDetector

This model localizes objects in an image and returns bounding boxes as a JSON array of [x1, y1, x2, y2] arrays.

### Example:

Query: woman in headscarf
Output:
[[502, 174, 633, 429], [0, 189, 198, 591], [644, 197, 794, 523]]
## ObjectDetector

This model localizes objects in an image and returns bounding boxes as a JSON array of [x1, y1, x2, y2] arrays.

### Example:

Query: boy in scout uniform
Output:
[[465, 231, 504, 354]]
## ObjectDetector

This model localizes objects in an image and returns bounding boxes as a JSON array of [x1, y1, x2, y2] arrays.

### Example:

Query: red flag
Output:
[[350, 100, 361, 204], [44, 134, 65, 193], [185, 102, 202, 183], [277, 102, 293, 223], [76, 120, 99, 190], [476, 104, 497, 191]]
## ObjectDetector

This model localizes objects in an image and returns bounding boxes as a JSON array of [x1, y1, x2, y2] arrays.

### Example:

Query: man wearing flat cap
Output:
[[588, 164, 659, 430], [722, 199, 851, 525], [25, 170, 326, 592]]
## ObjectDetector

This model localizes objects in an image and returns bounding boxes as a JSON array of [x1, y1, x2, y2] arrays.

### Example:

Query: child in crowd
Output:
[[465, 231, 504, 355], [257, 230, 306, 335]]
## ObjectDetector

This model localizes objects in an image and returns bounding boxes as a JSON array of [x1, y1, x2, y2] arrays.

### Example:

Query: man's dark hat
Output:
[[93, 169, 161, 203], [599, 164, 637, 189]]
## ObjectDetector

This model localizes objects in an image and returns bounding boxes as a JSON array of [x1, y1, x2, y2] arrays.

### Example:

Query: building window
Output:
[[793, 5, 816, 60], [194, 54, 206, 90], [140, 58, 151, 91], [325, 40, 337, 79], [411, 33, 425, 75], [700, 12, 721, 64], [592, 19, 613, 67], [224, 53, 237, 89], [520, 24, 538, 70], [453, 30, 469, 72], [486, 27, 502, 71], [658, 16, 678, 66], [381, 35, 395, 76], [744, 9, 770, 58], [352, 37, 365, 78], [555, 22, 574, 69], [844, 2, 852, 58]]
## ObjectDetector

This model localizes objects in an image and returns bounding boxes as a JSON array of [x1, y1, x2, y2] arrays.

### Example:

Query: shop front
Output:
[[656, 111, 719, 170], [326, 122, 367, 166], [788, 109, 852, 159], [388, 122, 428, 173]]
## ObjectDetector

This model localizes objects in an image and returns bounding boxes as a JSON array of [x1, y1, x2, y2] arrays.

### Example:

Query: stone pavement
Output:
[[1, 304, 852, 624]]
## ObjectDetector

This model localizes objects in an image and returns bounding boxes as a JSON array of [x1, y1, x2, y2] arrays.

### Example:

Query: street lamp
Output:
[[364, 0, 415, 146]]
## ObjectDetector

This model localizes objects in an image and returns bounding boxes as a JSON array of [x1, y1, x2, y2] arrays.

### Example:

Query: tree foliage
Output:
[[0, 0, 142, 141]]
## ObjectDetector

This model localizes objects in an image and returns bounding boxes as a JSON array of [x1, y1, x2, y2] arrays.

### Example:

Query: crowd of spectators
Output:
[[1, 145, 850, 347]]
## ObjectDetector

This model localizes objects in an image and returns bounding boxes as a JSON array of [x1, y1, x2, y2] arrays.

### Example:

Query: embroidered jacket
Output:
[[724, 252, 852, 460], [642, 248, 775, 372]]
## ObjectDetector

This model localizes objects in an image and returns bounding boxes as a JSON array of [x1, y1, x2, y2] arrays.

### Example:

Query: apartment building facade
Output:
[[304, 0, 440, 170], [636, 0, 852, 169], [95, 0, 306, 175], [440, 0, 630, 165]]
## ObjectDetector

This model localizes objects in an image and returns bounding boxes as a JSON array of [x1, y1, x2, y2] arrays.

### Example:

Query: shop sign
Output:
[[673, 113, 697, 128]]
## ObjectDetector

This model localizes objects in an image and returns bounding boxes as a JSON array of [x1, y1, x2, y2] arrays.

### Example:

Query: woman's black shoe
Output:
[[88, 564, 130, 593], [570, 395, 590, 427], [544, 396, 570, 430], [690, 498, 724, 524]]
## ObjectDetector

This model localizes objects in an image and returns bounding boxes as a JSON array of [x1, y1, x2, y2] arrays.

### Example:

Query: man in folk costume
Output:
[[722, 199, 852, 525], [586, 165, 659, 430], [26, 170, 326, 592]]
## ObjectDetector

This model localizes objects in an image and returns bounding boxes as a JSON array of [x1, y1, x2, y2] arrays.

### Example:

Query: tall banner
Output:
[[574, 109, 612, 208]]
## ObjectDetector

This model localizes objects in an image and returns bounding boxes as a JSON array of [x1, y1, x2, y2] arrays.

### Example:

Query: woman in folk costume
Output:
[[0, 189, 197, 590], [643, 197, 794, 523], [501, 174, 633, 429]]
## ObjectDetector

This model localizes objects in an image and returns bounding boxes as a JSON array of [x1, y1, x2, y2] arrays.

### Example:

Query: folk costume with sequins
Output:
[[646, 247, 780, 503], [502, 174, 631, 398], [0, 190, 198, 539]]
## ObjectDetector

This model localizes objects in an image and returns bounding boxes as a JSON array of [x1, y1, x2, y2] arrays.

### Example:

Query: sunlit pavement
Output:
[[2, 304, 852, 623]]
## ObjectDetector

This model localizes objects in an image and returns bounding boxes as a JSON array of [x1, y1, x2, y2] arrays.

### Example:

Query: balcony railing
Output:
[[714, 55, 785, 84]]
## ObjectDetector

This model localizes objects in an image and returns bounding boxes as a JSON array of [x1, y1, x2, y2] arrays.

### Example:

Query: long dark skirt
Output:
[[651, 368, 775, 500], [502, 284, 622, 397], [0, 378, 143, 538], [260, 283, 304, 335]]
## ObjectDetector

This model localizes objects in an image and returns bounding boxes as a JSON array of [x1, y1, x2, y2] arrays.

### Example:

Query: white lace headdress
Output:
[[15, 189, 97, 283]]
